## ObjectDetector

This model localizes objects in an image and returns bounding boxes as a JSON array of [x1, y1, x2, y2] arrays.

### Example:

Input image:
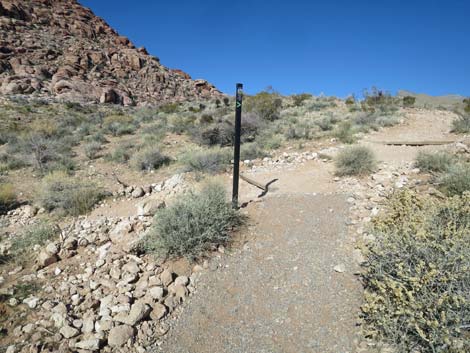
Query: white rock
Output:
[[59, 325, 79, 338], [23, 296, 39, 309], [334, 264, 346, 273], [174, 276, 189, 287], [148, 286, 164, 300], [75, 339, 101, 350]]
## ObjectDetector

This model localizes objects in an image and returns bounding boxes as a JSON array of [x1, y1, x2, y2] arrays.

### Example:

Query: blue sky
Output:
[[80, 0, 470, 97]]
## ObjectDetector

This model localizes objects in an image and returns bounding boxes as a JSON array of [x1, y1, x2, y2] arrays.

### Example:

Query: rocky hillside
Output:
[[0, 0, 221, 105]]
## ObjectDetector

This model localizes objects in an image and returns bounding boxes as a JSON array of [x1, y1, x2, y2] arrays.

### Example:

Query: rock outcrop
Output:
[[0, 0, 221, 105]]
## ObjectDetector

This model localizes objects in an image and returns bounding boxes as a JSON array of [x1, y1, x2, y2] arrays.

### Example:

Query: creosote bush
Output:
[[415, 150, 455, 173], [36, 171, 105, 216], [131, 147, 171, 172], [362, 190, 470, 352], [335, 145, 376, 176], [142, 182, 242, 259]]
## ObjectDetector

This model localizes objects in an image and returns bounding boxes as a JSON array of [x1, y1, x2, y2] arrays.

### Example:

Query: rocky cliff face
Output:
[[0, 0, 221, 105]]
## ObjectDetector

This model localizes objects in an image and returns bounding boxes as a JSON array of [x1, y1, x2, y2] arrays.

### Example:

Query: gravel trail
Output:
[[158, 193, 362, 353]]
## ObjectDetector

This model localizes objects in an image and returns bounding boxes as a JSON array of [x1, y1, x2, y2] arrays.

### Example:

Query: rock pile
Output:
[[0, 0, 222, 105]]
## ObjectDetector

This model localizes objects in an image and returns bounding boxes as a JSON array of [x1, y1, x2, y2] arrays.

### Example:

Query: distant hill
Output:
[[0, 0, 221, 105], [397, 90, 465, 110]]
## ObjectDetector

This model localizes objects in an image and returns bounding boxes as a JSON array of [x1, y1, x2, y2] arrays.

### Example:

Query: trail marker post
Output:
[[232, 83, 243, 209]]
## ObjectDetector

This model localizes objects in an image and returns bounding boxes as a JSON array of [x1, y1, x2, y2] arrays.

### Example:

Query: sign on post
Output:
[[232, 83, 243, 209]]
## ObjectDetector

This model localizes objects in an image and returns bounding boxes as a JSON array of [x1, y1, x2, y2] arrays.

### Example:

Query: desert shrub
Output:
[[0, 153, 27, 172], [36, 171, 105, 216], [362, 190, 470, 352], [196, 122, 233, 147], [223, 97, 230, 107], [335, 145, 376, 176], [142, 182, 242, 259], [451, 113, 470, 133], [105, 143, 134, 164], [292, 93, 312, 107], [257, 133, 283, 150], [316, 116, 335, 131], [240, 142, 268, 160], [183, 148, 231, 174], [168, 114, 196, 134], [103, 115, 137, 136], [334, 121, 356, 144], [158, 102, 179, 114], [84, 141, 102, 160], [245, 90, 282, 121], [345, 96, 355, 105], [284, 126, 312, 140], [438, 164, 470, 196], [362, 87, 399, 113], [415, 151, 455, 173], [0, 183, 16, 213], [130, 147, 171, 171], [200, 113, 214, 124], [10, 222, 57, 254], [403, 95, 416, 107], [463, 98, 470, 113]]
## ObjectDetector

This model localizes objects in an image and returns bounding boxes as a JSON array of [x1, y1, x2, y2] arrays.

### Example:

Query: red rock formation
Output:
[[0, 0, 222, 105]]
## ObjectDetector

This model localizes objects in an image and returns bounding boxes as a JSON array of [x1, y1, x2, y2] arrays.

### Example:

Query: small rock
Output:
[[114, 302, 151, 326], [59, 325, 79, 338], [23, 296, 39, 309], [150, 303, 167, 321], [174, 275, 189, 287], [132, 187, 145, 198], [334, 264, 346, 273], [75, 339, 101, 350], [37, 251, 58, 268], [149, 286, 164, 300], [160, 269, 173, 286], [108, 325, 135, 347]]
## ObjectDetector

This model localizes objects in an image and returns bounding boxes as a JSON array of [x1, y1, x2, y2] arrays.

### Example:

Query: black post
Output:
[[232, 83, 243, 209]]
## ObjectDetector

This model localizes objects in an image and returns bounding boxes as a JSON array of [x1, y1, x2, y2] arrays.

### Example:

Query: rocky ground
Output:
[[0, 108, 469, 353]]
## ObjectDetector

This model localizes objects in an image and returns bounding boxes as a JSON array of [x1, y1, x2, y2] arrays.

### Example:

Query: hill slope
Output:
[[0, 0, 221, 105]]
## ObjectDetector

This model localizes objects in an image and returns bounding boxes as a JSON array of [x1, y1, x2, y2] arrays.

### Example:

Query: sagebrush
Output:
[[335, 145, 376, 176]]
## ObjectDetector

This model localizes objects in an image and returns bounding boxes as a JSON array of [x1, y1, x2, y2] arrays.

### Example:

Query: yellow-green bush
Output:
[[362, 190, 470, 352]]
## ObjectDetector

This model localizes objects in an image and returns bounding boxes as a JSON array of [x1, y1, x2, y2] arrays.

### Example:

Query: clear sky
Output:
[[80, 0, 470, 97]]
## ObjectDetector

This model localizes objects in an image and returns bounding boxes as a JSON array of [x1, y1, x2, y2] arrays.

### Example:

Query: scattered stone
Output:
[[160, 269, 173, 286], [108, 325, 135, 347], [334, 264, 346, 273], [23, 296, 39, 309], [115, 302, 151, 326], [132, 187, 145, 198], [59, 325, 80, 338], [75, 338, 101, 351]]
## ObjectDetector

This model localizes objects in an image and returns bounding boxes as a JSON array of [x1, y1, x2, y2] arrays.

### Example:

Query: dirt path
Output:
[[158, 194, 361, 353], [155, 109, 458, 353]]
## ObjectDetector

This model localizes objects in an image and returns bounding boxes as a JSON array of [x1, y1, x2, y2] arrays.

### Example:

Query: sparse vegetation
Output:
[[415, 150, 455, 173], [10, 222, 57, 255], [84, 141, 102, 160], [183, 149, 231, 174], [335, 145, 376, 176], [451, 113, 470, 133], [362, 190, 470, 352], [0, 183, 16, 213], [130, 147, 171, 171], [438, 164, 470, 196], [36, 171, 105, 216], [402, 95, 416, 107], [142, 182, 242, 259], [334, 121, 356, 144]]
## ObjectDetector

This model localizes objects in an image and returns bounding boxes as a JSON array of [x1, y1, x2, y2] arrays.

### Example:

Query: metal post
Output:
[[232, 83, 243, 209]]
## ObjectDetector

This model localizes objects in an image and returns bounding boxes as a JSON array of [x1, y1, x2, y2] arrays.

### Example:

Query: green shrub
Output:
[[0, 183, 16, 213], [362, 190, 470, 352], [131, 147, 171, 171], [159, 102, 180, 114], [316, 116, 335, 131], [403, 96, 416, 107], [451, 113, 470, 133], [245, 90, 282, 121], [292, 93, 312, 107], [36, 171, 105, 216], [143, 182, 242, 259], [103, 115, 137, 136], [335, 145, 376, 176], [84, 141, 102, 160], [415, 151, 455, 173], [183, 148, 231, 174], [333, 121, 356, 144], [438, 164, 470, 196], [257, 133, 283, 150], [10, 222, 57, 254], [0, 153, 27, 172]]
